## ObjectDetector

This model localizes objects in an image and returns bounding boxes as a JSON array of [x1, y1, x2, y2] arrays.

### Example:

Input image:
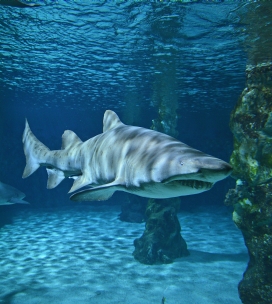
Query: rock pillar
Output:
[[133, 5, 189, 265], [133, 198, 189, 264], [133, 53, 189, 264], [225, 63, 272, 304]]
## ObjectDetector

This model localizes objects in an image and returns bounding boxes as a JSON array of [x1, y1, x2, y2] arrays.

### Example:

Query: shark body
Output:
[[22, 110, 232, 202], [0, 181, 29, 206]]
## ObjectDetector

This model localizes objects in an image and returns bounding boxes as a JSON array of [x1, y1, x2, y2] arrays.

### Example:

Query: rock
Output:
[[226, 63, 272, 304], [133, 198, 189, 264]]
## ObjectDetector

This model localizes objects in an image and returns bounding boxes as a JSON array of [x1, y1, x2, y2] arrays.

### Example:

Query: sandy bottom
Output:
[[0, 205, 248, 304]]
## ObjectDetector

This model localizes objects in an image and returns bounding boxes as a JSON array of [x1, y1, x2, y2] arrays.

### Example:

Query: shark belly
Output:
[[127, 179, 214, 199]]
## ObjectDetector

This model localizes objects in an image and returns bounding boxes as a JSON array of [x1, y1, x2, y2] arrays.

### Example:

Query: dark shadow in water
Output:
[[0, 288, 28, 304], [178, 249, 248, 264], [0, 208, 14, 228], [0, 285, 51, 304]]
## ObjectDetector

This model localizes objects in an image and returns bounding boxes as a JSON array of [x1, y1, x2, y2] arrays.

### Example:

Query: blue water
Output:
[[1, 1, 270, 303], [0, 1, 251, 208], [1, 1, 247, 110]]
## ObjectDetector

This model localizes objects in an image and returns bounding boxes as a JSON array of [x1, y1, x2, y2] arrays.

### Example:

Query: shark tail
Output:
[[22, 119, 50, 179]]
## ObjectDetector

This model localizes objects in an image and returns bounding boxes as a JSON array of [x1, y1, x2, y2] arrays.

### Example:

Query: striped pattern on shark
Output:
[[22, 110, 232, 202]]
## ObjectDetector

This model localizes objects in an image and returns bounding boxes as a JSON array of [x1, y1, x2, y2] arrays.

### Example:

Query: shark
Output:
[[22, 110, 232, 202], [0, 181, 29, 206]]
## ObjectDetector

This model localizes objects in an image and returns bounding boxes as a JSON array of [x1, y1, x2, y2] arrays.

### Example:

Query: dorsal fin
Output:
[[61, 130, 82, 150], [103, 110, 124, 133]]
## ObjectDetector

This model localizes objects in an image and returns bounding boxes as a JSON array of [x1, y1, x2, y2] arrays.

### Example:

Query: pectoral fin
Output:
[[70, 181, 125, 202], [9, 198, 30, 205], [68, 174, 91, 193]]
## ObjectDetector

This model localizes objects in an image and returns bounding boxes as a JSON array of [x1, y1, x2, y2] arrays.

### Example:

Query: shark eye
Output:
[[180, 161, 184, 166]]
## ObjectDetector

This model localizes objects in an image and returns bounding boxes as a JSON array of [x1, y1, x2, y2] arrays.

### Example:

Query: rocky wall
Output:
[[225, 63, 272, 304]]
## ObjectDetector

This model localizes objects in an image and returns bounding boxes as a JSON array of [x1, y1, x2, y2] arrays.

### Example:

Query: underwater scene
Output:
[[0, 1, 272, 304]]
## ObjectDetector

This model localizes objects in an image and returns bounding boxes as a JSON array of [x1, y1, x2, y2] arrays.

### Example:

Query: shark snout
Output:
[[198, 160, 232, 182]]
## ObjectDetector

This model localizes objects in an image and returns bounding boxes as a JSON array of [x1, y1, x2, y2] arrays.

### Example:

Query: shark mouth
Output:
[[168, 179, 214, 190]]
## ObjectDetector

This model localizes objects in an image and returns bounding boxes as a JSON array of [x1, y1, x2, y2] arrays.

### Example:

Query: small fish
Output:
[[0, 181, 29, 206], [22, 110, 232, 202]]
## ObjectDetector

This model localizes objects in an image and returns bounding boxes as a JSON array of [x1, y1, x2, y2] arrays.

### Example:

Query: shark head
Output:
[[162, 153, 232, 183], [134, 144, 233, 198]]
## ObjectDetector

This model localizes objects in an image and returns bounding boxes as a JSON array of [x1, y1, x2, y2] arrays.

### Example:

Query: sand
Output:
[[0, 205, 248, 304]]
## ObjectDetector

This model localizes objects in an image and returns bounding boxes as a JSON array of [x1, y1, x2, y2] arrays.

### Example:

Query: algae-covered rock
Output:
[[229, 64, 272, 185], [226, 63, 272, 304], [133, 198, 189, 264], [225, 182, 272, 303]]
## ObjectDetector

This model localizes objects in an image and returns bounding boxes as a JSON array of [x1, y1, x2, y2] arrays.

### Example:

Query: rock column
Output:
[[133, 198, 189, 264], [133, 55, 190, 264], [225, 63, 272, 304], [133, 5, 188, 265]]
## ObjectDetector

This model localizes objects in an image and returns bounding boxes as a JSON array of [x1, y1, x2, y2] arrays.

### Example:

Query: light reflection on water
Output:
[[0, 1, 270, 110]]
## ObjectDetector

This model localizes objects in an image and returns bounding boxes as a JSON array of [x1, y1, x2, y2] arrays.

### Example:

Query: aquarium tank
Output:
[[0, 1, 271, 304]]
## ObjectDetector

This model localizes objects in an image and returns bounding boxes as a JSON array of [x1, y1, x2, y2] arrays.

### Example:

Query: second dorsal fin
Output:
[[61, 130, 82, 150]]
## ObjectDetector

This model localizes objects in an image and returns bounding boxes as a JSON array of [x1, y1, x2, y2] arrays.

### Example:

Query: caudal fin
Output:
[[22, 119, 50, 178]]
